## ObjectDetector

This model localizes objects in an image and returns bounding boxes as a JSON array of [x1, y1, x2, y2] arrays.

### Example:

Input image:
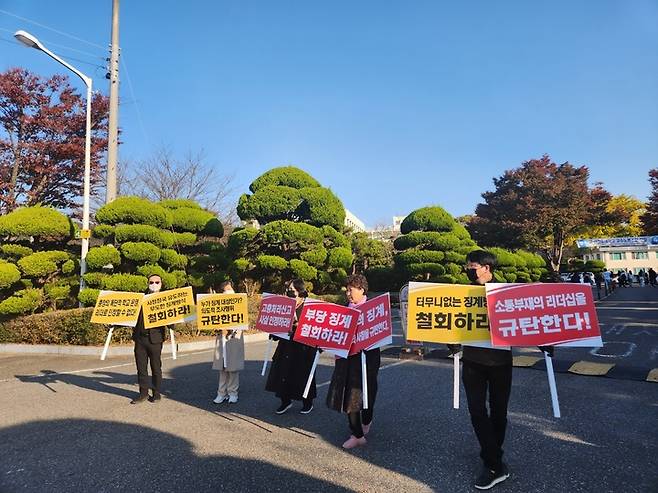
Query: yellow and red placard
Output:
[[349, 293, 393, 355], [407, 282, 491, 345], [293, 302, 360, 358], [91, 291, 144, 327], [485, 283, 602, 347], [255, 294, 297, 339], [196, 293, 249, 331], [142, 286, 195, 329]]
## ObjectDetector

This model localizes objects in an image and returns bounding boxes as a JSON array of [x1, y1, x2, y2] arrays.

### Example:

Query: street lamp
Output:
[[14, 30, 93, 300]]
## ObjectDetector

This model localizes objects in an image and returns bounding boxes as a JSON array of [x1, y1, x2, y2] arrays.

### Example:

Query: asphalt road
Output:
[[1, 333, 657, 492]]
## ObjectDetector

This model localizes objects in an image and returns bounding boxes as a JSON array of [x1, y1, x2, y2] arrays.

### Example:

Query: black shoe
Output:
[[148, 393, 161, 403], [474, 464, 509, 490], [300, 402, 314, 414], [130, 395, 148, 405], [275, 401, 293, 415]]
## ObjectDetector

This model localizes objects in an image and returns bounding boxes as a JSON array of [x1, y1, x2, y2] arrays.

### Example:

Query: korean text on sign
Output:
[[406, 282, 492, 345], [485, 283, 602, 347], [349, 293, 393, 355], [142, 286, 195, 329], [255, 294, 297, 338], [293, 302, 360, 358], [196, 293, 249, 331], [91, 291, 144, 327]]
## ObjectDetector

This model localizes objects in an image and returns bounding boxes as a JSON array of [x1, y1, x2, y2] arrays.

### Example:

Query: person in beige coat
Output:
[[212, 281, 245, 404]]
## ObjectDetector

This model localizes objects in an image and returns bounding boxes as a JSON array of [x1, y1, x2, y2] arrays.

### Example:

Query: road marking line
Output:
[[568, 361, 615, 376], [316, 359, 411, 388], [647, 369, 658, 383], [513, 356, 542, 367], [0, 349, 213, 383]]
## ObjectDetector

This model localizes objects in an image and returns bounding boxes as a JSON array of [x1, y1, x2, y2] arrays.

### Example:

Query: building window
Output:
[[595, 253, 601, 260], [632, 252, 648, 260], [610, 252, 625, 261]]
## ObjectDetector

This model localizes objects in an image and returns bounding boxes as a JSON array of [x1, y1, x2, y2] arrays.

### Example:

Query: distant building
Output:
[[392, 215, 406, 232], [368, 215, 408, 242], [577, 236, 658, 274], [344, 209, 367, 233]]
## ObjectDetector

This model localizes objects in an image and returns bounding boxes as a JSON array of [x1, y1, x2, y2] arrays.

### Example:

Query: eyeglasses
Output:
[[149, 281, 161, 285]]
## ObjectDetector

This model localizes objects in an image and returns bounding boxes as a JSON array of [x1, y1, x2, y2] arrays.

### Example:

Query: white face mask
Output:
[[223, 288, 235, 294], [148, 279, 162, 293]]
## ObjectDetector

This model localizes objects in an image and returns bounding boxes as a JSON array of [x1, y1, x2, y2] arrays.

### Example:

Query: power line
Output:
[[0, 8, 105, 50], [0, 35, 105, 69], [0, 26, 104, 59], [121, 54, 152, 149]]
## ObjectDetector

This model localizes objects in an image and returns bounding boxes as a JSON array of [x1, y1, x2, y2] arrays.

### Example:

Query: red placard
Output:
[[349, 293, 393, 355], [485, 283, 602, 347], [255, 294, 297, 339], [293, 302, 360, 358]]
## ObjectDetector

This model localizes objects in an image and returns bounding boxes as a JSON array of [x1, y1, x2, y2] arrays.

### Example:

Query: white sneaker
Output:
[[228, 395, 238, 404], [213, 394, 228, 404]]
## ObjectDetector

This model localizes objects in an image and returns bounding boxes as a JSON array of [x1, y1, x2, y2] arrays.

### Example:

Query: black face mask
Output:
[[466, 268, 480, 283], [286, 289, 296, 298]]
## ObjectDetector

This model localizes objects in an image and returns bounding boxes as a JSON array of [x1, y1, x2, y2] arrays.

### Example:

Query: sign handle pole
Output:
[[170, 329, 177, 360], [361, 350, 369, 410], [222, 331, 228, 369], [453, 351, 460, 409], [261, 339, 272, 376], [544, 352, 561, 418], [100, 326, 114, 361], [303, 350, 320, 399]]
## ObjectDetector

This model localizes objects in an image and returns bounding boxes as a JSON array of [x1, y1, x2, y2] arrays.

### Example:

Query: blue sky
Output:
[[2, 1, 657, 228]]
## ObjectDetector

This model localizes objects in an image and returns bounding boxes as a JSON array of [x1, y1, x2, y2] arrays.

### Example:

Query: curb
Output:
[[0, 332, 271, 357]]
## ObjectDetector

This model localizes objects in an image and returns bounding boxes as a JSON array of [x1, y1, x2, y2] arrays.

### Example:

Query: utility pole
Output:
[[106, 0, 120, 203]]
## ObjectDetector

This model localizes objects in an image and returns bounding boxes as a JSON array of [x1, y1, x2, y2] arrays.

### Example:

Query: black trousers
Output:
[[134, 337, 163, 394], [462, 360, 512, 471], [348, 408, 374, 439]]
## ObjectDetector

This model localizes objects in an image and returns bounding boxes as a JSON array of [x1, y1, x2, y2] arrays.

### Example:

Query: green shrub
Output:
[[396, 250, 445, 265], [103, 274, 148, 292], [95, 196, 172, 228], [406, 263, 446, 276], [231, 258, 252, 273], [227, 228, 259, 256], [237, 186, 303, 223], [44, 283, 71, 301], [61, 259, 76, 275], [322, 226, 351, 249], [0, 288, 43, 315], [169, 206, 218, 234], [400, 207, 455, 234], [86, 245, 121, 270], [504, 273, 518, 282], [0, 244, 33, 259], [300, 247, 328, 266], [92, 224, 115, 239], [159, 249, 188, 269], [435, 275, 456, 284], [260, 220, 324, 247], [330, 267, 348, 286], [444, 263, 462, 276], [0, 262, 21, 289], [0, 206, 72, 241], [394, 231, 462, 251], [171, 232, 197, 247], [289, 259, 317, 280], [135, 265, 176, 290], [257, 255, 288, 270], [327, 247, 353, 270], [114, 224, 174, 248], [298, 187, 345, 229], [82, 272, 108, 288], [203, 218, 224, 237], [249, 166, 321, 192], [78, 289, 100, 306], [160, 198, 201, 209], [120, 242, 161, 264], [17, 251, 70, 278]]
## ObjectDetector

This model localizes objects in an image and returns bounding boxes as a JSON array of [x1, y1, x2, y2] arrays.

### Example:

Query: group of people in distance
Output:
[[128, 250, 529, 490]]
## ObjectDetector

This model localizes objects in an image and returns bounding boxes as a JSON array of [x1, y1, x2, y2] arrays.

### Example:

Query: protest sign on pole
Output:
[[142, 286, 195, 329], [91, 291, 144, 360], [349, 293, 393, 356], [255, 294, 296, 339], [91, 291, 144, 326], [485, 283, 602, 347], [293, 302, 360, 358], [485, 282, 602, 418], [196, 293, 249, 331]]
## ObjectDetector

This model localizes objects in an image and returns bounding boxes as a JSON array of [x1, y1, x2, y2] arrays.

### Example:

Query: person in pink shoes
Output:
[[326, 274, 381, 449]]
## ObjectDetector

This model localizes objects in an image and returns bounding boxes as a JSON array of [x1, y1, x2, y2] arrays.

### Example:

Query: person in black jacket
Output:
[[131, 274, 167, 405], [265, 279, 316, 414], [462, 250, 512, 489], [326, 274, 380, 449]]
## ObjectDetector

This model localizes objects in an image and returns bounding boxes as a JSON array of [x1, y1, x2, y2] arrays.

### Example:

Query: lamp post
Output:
[[14, 30, 93, 299]]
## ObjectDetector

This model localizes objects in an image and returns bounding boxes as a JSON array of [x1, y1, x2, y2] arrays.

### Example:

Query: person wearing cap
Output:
[[131, 273, 168, 404]]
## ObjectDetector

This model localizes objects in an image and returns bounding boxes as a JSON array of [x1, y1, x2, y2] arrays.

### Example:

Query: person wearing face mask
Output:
[[130, 274, 168, 404], [211, 280, 245, 404], [326, 274, 380, 449], [461, 250, 513, 489], [265, 279, 316, 414]]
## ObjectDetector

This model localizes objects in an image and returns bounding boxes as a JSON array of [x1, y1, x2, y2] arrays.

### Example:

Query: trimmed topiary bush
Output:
[[289, 259, 317, 280], [160, 249, 188, 269], [17, 251, 70, 278], [0, 262, 21, 289], [1, 244, 33, 259], [256, 255, 288, 270], [114, 224, 174, 248], [103, 274, 148, 293], [86, 245, 121, 270], [327, 247, 353, 270], [0, 206, 73, 241], [95, 196, 172, 228], [0, 288, 43, 315], [120, 242, 161, 264]]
